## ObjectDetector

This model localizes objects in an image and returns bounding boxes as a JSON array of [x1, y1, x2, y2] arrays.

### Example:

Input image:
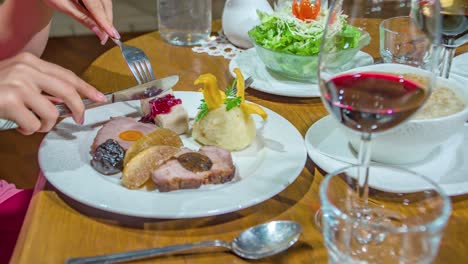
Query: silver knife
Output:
[[56, 75, 179, 116], [0, 75, 179, 130]]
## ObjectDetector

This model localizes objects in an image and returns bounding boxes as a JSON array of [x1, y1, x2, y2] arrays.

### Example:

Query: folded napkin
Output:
[[0, 180, 33, 263], [0, 180, 22, 204]]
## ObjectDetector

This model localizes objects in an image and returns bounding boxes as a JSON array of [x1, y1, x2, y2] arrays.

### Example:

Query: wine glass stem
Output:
[[357, 133, 372, 202], [439, 46, 456, 79]]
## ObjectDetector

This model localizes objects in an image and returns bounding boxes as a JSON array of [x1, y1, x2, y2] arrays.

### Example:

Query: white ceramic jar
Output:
[[222, 0, 273, 49]]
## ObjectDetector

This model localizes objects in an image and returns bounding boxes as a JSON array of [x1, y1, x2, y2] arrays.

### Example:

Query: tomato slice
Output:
[[292, 0, 321, 21], [292, 0, 303, 20]]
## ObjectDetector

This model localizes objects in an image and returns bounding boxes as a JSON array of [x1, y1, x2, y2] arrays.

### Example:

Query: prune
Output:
[[177, 152, 212, 172], [91, 139, 125, 175]]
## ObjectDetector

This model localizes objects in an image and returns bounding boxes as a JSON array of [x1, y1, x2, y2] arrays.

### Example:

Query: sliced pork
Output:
[[152, 146, 235, 192], [92, 117, 157, 152]]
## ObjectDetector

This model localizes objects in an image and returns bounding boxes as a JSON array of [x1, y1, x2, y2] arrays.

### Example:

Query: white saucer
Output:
[[228, 48, 374, 98], [305, 115, 468, 196]]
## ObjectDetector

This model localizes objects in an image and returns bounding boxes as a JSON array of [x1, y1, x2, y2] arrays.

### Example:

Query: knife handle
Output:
[[0, 96, 113, 130]]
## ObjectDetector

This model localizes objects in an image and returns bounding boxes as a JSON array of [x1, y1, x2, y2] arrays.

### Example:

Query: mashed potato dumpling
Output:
[[192, 68, 267, 151], [192, 106, 256, 151]]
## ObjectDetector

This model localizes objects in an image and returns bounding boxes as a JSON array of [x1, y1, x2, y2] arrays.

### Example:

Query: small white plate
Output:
[[229, 48, 374, 98], [305, 115, 468, 196], [39, 92, 307, 218]]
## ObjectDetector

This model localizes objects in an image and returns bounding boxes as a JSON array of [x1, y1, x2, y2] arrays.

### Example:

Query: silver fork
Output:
[[232, 76, 254, 95], [112, 38, 155, 84]]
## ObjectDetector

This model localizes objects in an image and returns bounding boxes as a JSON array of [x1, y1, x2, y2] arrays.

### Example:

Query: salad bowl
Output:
[[248, 7, 371, 82], [249, 31, 370, 82]]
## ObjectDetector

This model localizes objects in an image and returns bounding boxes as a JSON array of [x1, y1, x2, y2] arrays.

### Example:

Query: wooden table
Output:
[[10, 25, 468, 263]]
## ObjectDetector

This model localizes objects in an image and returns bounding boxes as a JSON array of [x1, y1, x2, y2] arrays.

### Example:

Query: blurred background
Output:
[[50, 0, 276, 37]]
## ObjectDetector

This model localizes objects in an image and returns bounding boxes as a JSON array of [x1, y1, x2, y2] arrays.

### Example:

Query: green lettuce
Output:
[[248, 10, 362, 56]]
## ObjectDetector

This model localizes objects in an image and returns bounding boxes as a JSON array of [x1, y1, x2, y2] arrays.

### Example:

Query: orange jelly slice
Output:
[[118, 130, 144, 141]]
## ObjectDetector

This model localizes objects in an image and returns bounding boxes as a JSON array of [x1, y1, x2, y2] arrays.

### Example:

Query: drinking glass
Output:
[[411, 0, 467, 78], [157, 0, 212, 46], [320, 164, 451, 263], [318, 0, 441, 200], [380, 16, 431, 67]]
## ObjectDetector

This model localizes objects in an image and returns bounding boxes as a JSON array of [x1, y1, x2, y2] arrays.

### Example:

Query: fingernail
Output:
[[91, 26, 102, 36], [96, 91, 108, 101], [91, 26, 107, 42], [79, 116, 85, 125], [110, 27, 121, 39], [100, 34, 109, 45]]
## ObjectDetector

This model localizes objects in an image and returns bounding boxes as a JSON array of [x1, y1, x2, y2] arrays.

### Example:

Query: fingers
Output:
[[44, 0, 118, 44], [81, 0, 120, 40], [0, 53, 107, 133], [69, 1, 110, 43], [45, 95, 64, 104], [5, 53, 106, 103], [0, 81, 54, 135], [5, 59, 84, 124], [101, 0, 113, 24], [23, 93, 60, 133], [81, 0, 120, 42], [13, 107, 42, 136], [32, 58, 107, 103]]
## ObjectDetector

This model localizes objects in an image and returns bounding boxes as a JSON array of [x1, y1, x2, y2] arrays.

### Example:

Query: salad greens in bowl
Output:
[[248, 7, 370, 82]]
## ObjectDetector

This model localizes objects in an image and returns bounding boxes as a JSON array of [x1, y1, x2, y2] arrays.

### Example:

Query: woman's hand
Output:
[[43, 0, 119, 44], [0, 52, 107, 135]]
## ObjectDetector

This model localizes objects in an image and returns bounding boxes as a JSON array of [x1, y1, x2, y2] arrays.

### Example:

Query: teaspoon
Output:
[[66, 220, 302, 264]]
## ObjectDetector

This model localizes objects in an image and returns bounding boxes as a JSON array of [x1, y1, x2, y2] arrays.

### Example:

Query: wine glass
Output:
[[316, 1, 443, 261], [317, 0, 441, 209], [412, 0, 467, 78], [318, 0, 441, 194]]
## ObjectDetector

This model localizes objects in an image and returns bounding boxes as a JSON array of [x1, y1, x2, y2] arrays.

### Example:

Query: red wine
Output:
[[323, 73, 427, 133]]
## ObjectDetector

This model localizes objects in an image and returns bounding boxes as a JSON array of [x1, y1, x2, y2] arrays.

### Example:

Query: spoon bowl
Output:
[[233, 220, 302, 259], [66, 220, 302, 263]]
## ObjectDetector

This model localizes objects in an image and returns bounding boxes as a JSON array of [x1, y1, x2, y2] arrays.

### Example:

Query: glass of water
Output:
[[379, 16, 432, 67], [157, 0, 212, 46], [319, 164, 451, 263]]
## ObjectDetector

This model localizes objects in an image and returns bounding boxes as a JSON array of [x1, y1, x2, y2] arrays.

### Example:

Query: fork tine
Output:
[[135, 61, 150, 83], [131, 62, 145, 84], [138, 61, 151, 83], [144, 59, 155, 81], [114, 39, 155, 84], [128, 62, 143, 84]]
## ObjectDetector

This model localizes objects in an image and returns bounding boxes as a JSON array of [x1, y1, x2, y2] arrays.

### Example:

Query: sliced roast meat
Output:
[[152, 146, 235, 192], [92, 117, 157, 152]]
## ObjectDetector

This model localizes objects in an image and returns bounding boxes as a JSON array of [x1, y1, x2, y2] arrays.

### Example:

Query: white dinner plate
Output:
[[305, 115, 468, 196], [39, 92, 307, 218], [228, 48, 374, 98]]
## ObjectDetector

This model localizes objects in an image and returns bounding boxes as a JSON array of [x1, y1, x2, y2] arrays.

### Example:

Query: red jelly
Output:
[[140, 94, 182, 123]]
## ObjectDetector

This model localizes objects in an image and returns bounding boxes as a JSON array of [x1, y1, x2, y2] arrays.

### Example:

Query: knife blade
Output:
[[110, 75, 179, 103], [56, 75, 179, 116]]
